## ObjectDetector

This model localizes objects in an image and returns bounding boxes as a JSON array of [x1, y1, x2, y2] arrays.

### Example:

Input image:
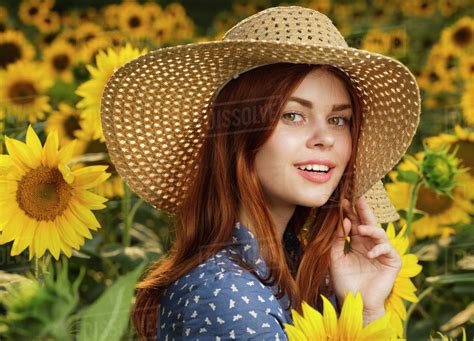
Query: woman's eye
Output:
[[330, 116, 350, 127], [282, 112, 304, 124]]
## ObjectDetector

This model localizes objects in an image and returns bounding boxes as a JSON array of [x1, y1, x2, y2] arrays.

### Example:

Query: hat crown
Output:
[[222, 6, 348, 48]]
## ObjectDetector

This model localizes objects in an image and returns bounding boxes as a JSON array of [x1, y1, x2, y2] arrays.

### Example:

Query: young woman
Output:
[[99, 6, 421, 340]]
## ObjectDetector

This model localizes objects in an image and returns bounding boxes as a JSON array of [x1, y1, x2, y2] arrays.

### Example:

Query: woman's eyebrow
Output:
[[288, 96, 352, 111]]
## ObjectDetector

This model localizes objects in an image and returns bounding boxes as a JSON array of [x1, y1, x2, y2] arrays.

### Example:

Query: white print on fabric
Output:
[[156, 222, 339, 340]]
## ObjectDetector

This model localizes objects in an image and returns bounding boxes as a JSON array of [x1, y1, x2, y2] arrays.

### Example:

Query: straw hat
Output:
[[100, 5, 421, 223]]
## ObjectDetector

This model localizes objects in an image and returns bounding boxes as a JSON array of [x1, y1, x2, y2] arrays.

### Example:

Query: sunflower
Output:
[[0, 125, 110, 260], [438, 0, 463, 17], [0, 60, 53, 123], [460, 81, 474, 125], [75, 22, 104, 45], [75, 43, 148, 141], [33, 11, 61, 34], [144, 2, 164, 23], [440, 16, 474, 57], [284, 291, 398, 340], [401, 0, 436, 17], [0, 30, 36, 69], [78, 36, 113, 65], [387, 28, 408, 57], [459, 55, 474, 83], [424, 124, 474, 199], [361, 29, 391, 54], [0, 109, 4, 154], [383, 222, 422, 338], [417, 61, 457, 94], [117, 2, 151, 40], [426, 43, 463, 81], [45, 103, 88, 150], [386, 151, 474, 243], [18, 0, 50, 26], [151, 15, 177, 46], [102, 4, 121, 29], [71, 137, 124, 199], [42, 39, 76, 82]]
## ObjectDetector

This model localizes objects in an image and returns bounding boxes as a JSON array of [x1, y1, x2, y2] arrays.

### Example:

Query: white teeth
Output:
[[297, 164, 330, 171]]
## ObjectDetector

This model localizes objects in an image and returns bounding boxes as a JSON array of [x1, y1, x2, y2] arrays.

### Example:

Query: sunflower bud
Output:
[[419, 143, 469, 199]]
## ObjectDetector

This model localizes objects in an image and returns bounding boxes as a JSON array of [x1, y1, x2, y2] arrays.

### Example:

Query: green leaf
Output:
[[76, 262, 146, 341], [398, 209, 425, 223], [396, 170, 421, 184]]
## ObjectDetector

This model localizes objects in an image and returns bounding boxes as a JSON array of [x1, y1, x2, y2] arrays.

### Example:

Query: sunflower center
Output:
[[52, 54, 70, 71], [129, 16, 141, 28], [64, 115, 81, 139], [415, 184, 453, 214], [0, 42, 22, 68], [17, 166, 72, 221], [28, 6, 38, 16], [453, 27, 472, 47], [429, 71, 440, 82], [392, 37, 402, 48], [8, 80, 38, 105]]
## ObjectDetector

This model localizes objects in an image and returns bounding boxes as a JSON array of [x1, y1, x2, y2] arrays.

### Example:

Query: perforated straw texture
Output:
[[100, 5, 421, 223]]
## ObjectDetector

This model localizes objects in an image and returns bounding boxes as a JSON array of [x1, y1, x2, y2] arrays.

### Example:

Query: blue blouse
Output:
[[156, 221, 340, 340]]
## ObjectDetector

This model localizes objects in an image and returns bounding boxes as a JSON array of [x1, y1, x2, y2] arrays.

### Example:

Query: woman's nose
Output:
[[306, 124, 335, 148]]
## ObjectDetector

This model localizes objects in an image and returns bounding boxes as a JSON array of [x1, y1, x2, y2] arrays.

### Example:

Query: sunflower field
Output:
[[0, 0, 473, 340]]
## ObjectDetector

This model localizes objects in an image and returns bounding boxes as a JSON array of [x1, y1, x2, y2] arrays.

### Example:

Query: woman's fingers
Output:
[[368, 242, 401, 265], [354, 196, 378, 227], [342, 198, 360, 225], [357, 224, 389, 244]]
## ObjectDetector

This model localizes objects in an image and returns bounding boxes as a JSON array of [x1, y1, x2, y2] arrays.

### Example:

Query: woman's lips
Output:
[[296, 167, 334, 183]]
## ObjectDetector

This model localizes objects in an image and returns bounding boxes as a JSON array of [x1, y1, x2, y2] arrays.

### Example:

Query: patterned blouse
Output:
[[156, 221, 340, 340]]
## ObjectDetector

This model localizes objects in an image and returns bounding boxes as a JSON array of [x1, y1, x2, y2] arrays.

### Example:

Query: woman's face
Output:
[[255, 68, 353, 211]]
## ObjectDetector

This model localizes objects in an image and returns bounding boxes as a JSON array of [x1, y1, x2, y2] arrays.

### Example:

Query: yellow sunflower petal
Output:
[[56, 215, 83, 249], [296, 302, 324, 339], [57, 139, 77, 164], [33, 220, 49, 258], [68, 198, 101, 231], [58, 163, 74, 184], [399, 254, 423, 277], [339, 292, 363, 339], [283, 323, 308, 341], [0, 155, 14, 176], [62, 242, 73, 257], [5, 137, 40, 170], [395, 278, 419, 302], [73, 189, 108, 210], [10, 215, 38, 257], [387, 294, 407, 320], [26, 125, 43, 162], [42, 130, 59, 167], [321, 295, 338, 338], [63, 208, 93, 239], [360, 310, 396, 339], [72, 165, 111, 189], [47, 220, 62, 260]]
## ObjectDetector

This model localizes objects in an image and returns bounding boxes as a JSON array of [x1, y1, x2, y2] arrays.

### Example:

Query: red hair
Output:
[[132, 63, 362, 340]]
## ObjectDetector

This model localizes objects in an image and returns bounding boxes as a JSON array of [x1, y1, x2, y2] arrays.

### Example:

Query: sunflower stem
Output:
[[122, 183, 132, 247], [403, 285, 435, 338], [405, 180, 422, 237]]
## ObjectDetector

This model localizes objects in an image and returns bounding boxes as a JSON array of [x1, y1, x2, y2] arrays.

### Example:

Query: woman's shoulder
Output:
[[158, 250, 289, 340]]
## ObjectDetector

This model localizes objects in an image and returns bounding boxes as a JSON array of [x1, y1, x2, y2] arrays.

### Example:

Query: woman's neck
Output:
[[238, 202, 296, 241]]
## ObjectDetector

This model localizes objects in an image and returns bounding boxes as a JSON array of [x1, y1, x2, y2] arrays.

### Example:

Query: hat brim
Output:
[[100, 39, 419, 222]]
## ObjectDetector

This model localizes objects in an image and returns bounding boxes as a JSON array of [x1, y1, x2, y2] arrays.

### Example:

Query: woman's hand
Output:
[[329, 195, 402, 323]]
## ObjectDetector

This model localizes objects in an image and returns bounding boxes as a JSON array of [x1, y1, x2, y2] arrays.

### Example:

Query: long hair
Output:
[[132, 62, 362, 340]]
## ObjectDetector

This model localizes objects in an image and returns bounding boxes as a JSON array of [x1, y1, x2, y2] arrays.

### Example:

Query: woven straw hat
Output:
[[100, 5, 421, 223]]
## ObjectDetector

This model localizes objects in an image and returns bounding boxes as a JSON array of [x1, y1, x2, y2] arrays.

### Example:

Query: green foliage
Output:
[[76, 262, 146, 341]]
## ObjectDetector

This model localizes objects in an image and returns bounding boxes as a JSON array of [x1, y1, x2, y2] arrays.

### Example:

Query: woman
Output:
[[100, 6, 421, 340]]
